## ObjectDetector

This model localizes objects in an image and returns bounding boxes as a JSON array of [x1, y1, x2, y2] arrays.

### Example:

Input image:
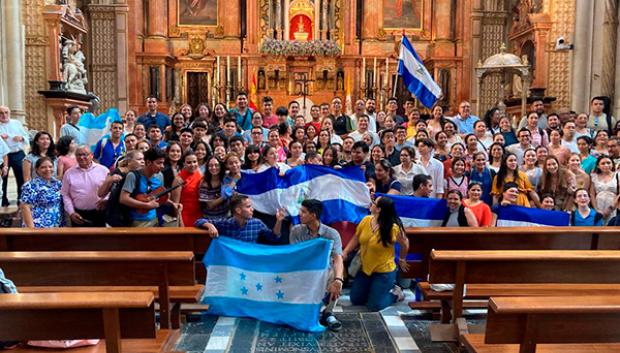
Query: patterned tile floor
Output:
[[173, 290, 485, 353]]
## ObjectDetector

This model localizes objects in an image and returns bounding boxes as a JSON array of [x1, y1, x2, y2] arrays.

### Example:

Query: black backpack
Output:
[[105, 170, 140, 227]]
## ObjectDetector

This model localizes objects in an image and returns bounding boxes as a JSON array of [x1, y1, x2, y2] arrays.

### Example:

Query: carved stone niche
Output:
[[264, 58, 288, 90], [314, 58, 337, 90]]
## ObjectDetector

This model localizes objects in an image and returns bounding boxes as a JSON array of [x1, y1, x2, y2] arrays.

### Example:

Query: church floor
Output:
[[173, 290, 483, 353]]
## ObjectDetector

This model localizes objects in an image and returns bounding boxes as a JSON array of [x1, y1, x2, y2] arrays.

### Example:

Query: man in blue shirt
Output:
[[93, 121, 125, 168], [120, 148, 166, 227], [195, 194, 285, 243], [230, 92, 253, 131], [60, 106, 86, 145], [138, 96, 171, 132], [450, 100, 479, 135]]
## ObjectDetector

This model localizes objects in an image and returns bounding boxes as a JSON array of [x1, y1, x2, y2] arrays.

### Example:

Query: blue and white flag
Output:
[[78, 108, 122, 151], [398, 35, 442, 108], [201, 237, 332, 332], [380, 193, 447, 227], [236, 165, 371, 224], [495, 205, 570, 227]]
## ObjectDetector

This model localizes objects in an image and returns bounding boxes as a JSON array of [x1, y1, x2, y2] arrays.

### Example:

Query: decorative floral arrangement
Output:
[[260, 39, 341, 57]]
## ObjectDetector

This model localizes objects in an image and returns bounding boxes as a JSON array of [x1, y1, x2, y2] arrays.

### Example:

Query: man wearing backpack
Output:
[[98, 150, 145, 227], [93, 121, 125, 169], [120, 148, 166, 227]]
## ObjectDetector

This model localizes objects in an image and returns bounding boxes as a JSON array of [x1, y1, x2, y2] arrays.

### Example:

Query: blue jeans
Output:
[[350, 270, 397, 311]]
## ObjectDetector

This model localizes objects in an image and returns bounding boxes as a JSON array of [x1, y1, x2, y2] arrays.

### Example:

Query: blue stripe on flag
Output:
[[204, 236, 332, 273], [203, 297, 324, 332], [237, 165, 365, 195], [496, 205, 570, 226], [398, 35, 442, 108], [289, 199, 369, 225], [379, 193, 447, 220]]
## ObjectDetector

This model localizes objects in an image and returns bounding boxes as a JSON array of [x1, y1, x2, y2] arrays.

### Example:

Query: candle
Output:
[[361, 57, 366, 86], [226, 56, 231, 85], [238, 56, 242, 87], [385, 58, 389, 87], [373, 57, 377, 87], [216, 56, 220, 86]]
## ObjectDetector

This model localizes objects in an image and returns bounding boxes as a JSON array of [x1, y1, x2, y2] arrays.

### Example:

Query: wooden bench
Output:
[[0, 227, 211, 283], [0, 291, 176, 353], [403, 227, 620, 279], [0, 251, 195, 330], [462, 296, 620, 353], [427, 250, 620, 324]]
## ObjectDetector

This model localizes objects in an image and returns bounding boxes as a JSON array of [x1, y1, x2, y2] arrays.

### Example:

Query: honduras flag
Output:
[[398, 35, 442, 108], [78, 108, 122, 151], [379, 193, 447, 227], [236, 165, 371, 224], [201, 237, 332, 332], [495, 205, 570, 227]]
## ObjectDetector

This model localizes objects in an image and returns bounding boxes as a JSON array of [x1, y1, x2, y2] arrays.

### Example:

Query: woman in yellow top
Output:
[[342, 196, 409, 311], [491, 153, 540, 207]]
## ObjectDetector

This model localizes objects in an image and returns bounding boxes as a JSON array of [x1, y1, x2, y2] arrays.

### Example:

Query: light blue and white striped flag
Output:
[[77, 108, 122, 151], [398, 35, 442, 108], [380, 193, 447, 227], [236, 165, 371, 224], [201, 237, 332, 332], [495, 205, 570, 227]]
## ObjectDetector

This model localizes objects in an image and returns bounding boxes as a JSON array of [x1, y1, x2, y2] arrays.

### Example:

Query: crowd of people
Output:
[[2, 94, 620, 228], [1, 93, 620, 323]]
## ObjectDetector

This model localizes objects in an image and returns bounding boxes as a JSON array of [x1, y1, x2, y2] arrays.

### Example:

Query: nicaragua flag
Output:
[[201, 237, 332, 332], [236, 165, 371, 224], [78, 108, 122, 151], [379, 193, 447, 227], [495, 205, 570, 227], [398, 35, 442, 108]]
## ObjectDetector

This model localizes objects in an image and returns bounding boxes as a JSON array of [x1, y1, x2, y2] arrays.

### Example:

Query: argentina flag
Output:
[[398, 34, 442, 108], [236, 165, 371, 224], [201, 237, 332, 332], [379, 193, 447, 227], [495, 205, 570, 227]]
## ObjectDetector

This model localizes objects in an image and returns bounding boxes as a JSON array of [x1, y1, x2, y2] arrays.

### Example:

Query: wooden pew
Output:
[[462, 296, 620, 353], [0, 291, 172, 353], [0, 251, 195, 330], [403, 227, 620, 279], [428, 250, 620, 323], [0, 227, 211, 283]]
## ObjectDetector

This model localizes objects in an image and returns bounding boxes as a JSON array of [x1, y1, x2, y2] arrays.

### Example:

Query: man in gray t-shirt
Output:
[[289, 199, 344, 331]]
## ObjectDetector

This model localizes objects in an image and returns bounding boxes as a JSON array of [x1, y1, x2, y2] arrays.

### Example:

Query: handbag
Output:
[[347, 251, 362, 278]]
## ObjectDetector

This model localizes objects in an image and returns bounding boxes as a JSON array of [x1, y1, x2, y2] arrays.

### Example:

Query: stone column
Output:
[[5, 0, 26, 122], [601, 0, 618, 102], [570, 0, 594, 113], [275, 0, 282, 39], [144, 0, 168, 54], [615, 3, 620, 119], [0, 1, 7, 106], [115, 0, 129, 113], [321, 0, 328, 40]]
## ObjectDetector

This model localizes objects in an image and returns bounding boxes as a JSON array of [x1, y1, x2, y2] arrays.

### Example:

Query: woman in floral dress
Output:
[[19, 157, 64, 228]]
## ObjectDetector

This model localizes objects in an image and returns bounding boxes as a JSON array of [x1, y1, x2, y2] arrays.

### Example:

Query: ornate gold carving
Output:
[[23, 0, 49, 131], [259, 0, 271, 40], [290, 0, 314, 17], [546, 0, 575, 109], [87, 6, 117, 111], [214, 25, 224, 38]]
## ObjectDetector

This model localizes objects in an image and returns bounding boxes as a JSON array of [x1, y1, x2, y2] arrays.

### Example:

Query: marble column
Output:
[[0, 1, 7, 107], [321, 0, 328, 40], [600, 0, 618, 99], [4, 0, 26, 122], [148, 0, 166, 37], [115, 0, 129, 113], [571, 0, 595, 113], [275, 0, 282, 39]]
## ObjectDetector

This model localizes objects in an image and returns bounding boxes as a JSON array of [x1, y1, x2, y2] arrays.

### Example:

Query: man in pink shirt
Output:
[[61, 145, 110, 227], [261, 96, 278, 128]]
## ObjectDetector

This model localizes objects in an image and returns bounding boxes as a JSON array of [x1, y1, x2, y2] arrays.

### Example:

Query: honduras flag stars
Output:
[[398, 34, 442, 108], [201, 237, 332, 332]]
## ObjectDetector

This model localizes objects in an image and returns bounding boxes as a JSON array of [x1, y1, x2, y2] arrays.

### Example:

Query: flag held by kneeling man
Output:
[[201, 237, 332, 332]]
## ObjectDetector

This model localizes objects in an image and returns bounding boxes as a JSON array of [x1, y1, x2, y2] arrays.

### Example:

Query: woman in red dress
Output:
[[172, 152, 203, 227]]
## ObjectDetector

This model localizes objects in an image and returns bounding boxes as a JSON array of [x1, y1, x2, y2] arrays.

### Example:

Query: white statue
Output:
[[61, 39, 88, 94]]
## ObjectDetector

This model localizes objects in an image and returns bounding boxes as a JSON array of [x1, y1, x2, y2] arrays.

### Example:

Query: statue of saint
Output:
[[61, 39, 88, 94]]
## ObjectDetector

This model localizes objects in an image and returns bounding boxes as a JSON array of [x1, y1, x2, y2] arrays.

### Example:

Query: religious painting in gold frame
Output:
[[383, 0, 426, 30], [178, 0, 217, 25]]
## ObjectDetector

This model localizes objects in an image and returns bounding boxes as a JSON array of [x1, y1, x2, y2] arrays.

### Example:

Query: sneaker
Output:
[[324, 314, 342, 332], [0, 341, 20, 350], [390, 285, 405, 302]]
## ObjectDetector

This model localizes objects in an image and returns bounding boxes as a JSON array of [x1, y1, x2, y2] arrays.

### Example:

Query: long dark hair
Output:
[[203, 156, 225, 189], [375, 197, 404, 247], [495, 152, 521, 189], [242, 144, 262, 170], [31, 131, 56, 159]]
